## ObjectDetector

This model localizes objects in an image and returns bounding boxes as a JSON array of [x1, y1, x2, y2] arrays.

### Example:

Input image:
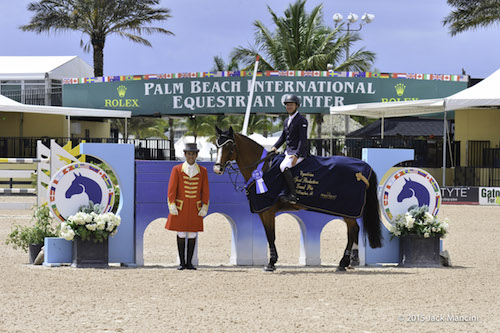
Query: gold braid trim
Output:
[[356, 172, 369, 188]]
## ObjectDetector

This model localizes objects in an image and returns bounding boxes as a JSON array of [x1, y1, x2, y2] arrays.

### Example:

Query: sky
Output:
[[1, 0, 499, 79]]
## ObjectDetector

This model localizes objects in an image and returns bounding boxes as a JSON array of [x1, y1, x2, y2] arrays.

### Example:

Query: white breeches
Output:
[[279, 151, 305, 172], [177, 232, 197, 239]]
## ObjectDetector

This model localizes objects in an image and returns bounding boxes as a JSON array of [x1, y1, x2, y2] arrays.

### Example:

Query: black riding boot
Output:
[[283, 168, 297, 204], [176, 236, 186, 270], [186, 238, 197, 270]]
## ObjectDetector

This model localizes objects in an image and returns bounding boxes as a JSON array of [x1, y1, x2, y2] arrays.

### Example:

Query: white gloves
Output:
[[169, 203, 208, 216], [198, 204, 208, 217], [169, 204, 179, 216]]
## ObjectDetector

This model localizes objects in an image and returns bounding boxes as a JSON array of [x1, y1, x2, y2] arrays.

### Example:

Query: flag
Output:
[[328, 71, 344, 77], [431, 74, 443, 80], [63, 78, 72, 84], [407, 74, 417, 79], [229, 71, 241, 77], [354, 72, 366, 78], [443, 74, 451, 81], [416, 74, 424, 80], [204, 72, 215, 77], [380, 73, 390, 79]]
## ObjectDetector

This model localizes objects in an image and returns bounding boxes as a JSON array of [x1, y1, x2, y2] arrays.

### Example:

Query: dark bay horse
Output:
[[213, 126, 383, 272]]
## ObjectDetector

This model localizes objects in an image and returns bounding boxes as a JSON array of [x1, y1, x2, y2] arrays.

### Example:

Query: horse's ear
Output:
[[228, 126, 234, 137], [215, 125, 222, 135]]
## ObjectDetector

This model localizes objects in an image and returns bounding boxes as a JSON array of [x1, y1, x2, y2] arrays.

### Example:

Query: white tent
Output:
[[0, 94, 131, 138], [0, 94, 131, 118], [330, 68, 500, 118], [0, 56, 93, 80], [174, 136, 217, 161], [329, 68, 500, 185]]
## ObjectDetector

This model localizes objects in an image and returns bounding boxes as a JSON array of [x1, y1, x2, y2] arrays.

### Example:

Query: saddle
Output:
[[245, 154, 373, 218]]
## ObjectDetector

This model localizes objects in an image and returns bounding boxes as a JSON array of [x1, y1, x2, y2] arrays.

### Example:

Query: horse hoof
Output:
[[263, 265, 276, 272], [350, 259, 360, 266], [336, 266, 346, 272]]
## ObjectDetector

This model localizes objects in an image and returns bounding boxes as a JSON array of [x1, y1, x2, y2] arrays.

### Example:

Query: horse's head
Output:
[[213, 126, 237, 175], [65, 173, 85, 198], [397, 177, 414, 202]]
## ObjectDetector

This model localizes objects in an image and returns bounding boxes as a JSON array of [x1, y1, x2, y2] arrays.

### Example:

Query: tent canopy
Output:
[[330, 68, 500, 118], [0, 94, 131, 118]]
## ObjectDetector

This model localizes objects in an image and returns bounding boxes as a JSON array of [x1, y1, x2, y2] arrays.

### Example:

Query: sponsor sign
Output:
[[441, 187, 479, 204], [48, 162, 115, 222], [63, 72, 467, 116], [381, 168, 441, 222], [479, 187, 500, 205]]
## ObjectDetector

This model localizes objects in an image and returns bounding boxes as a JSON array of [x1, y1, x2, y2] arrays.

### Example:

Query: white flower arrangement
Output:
[[60, 202, 121, 243], [389, 205, 449, 239]]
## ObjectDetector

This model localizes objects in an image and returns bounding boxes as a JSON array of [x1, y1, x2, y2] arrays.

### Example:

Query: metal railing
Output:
[[0, 137, 174, 161], [308, 137, 461, 168], [1, 88, 62, 106]]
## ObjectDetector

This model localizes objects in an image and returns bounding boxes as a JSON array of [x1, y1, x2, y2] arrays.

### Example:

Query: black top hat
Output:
[[183, 143, 199, 152]]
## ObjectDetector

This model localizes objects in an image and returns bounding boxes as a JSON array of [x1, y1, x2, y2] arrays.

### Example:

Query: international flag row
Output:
[[63, 71, 468, 84]]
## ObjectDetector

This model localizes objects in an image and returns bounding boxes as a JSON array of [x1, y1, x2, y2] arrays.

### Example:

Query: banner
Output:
[[62, 71, 468, 116], [441, 187, 479, 205]]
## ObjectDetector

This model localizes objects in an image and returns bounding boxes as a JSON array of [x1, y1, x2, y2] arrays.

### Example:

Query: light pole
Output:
[[331, 12, 374, 136]]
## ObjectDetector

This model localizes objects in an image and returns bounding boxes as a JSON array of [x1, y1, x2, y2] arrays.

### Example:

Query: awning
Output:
[[0, 94, 131, 118]]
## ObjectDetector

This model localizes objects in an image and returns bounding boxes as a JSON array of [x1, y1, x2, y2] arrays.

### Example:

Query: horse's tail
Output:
[[362, 171, 383, 248]]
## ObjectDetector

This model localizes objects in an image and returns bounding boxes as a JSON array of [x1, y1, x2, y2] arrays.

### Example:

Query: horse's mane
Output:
[[234, 133, 264, 151]]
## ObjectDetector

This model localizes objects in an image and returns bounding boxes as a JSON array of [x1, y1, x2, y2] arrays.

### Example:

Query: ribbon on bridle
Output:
[[245, 149, 268, 194]]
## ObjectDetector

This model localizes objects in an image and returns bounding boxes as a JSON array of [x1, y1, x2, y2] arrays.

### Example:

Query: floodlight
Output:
[[347, 13, 358, 23], [361, 13, 375, 24], [332, 13, 343, 24]]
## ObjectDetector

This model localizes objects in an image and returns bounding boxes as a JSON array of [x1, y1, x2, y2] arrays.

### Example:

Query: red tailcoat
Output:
[[165, 163, 209, 232]]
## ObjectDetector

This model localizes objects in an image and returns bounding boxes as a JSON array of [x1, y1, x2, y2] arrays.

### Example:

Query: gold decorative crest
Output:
[[117, 85, 127, 98], [395, 83, 406, 96]]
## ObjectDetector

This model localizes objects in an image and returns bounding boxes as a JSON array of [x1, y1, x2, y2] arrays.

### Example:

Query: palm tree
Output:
[[20, 0, 173, 77], [443, 0, 500, 36], [212, 56, 239, 71], [183, 116, 213, 143], [231, 0, 375, 138]]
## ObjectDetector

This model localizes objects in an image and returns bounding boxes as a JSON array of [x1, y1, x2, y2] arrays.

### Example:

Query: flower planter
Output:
[[399, 234, 441, 267], [28, 243, 43, 264], [72, 236, 109, 268]]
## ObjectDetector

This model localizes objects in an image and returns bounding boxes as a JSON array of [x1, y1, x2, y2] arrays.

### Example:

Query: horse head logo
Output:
[[397, 177, 430, 207], [65, 173, 103, 205]]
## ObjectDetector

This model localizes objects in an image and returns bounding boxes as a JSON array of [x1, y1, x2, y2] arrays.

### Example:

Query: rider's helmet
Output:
[[283, 94, 301, 107]]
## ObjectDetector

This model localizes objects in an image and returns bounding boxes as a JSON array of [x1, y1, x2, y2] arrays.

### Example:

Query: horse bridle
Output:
[[214, 134, 237, 171]]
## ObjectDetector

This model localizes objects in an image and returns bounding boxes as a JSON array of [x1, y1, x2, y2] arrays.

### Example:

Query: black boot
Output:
[[176, 236, 186, 270], [186, 238, 197, 270], [282, 168, 297, 204]]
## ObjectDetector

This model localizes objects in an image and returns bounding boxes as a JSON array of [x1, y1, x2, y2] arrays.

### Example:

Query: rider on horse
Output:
[[271, 94, 309, 204]]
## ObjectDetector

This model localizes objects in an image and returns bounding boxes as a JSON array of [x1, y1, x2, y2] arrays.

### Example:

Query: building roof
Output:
[[0, 56, 93, 80], [347, 117, 447, 138]]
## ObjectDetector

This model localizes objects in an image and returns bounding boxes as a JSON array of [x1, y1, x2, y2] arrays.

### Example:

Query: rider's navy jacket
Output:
[[273, 112, 308, 158]]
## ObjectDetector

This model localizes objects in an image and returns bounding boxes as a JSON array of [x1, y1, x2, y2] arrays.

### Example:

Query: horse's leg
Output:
[[338, 218, 360, 272], [259, 208, 278, 272]]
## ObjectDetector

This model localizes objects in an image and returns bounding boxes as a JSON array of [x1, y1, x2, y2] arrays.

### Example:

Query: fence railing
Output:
[[2, 88, 62, 106], [0, 137, 175, 161], [308, 137, 461, 169]]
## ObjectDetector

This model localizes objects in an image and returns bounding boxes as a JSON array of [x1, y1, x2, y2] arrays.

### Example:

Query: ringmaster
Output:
[[270, 94, 309, 204], [165, 142, 210, 270]]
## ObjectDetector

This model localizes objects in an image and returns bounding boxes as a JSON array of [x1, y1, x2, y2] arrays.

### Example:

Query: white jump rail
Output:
[[0, 158, 46, 195]]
